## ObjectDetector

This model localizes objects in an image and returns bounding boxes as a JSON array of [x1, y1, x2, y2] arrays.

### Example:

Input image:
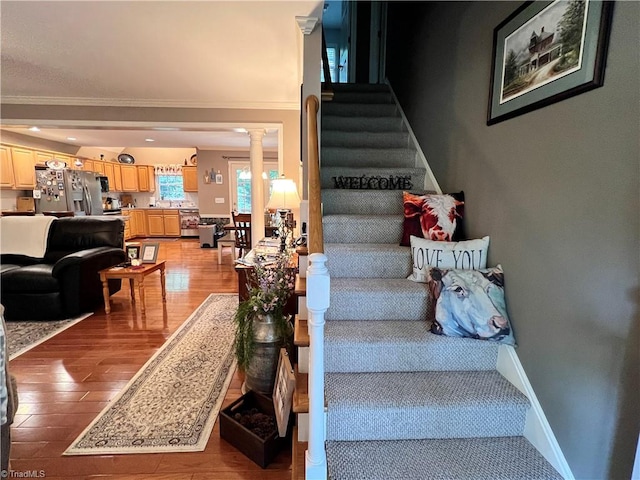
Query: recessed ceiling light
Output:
[[67, 137, 77, 141], [145, 138, 155, 142], [29, 126, 40, 132]]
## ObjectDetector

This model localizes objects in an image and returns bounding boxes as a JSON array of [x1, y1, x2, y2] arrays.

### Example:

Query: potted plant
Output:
[[234, 252, 296, 394]]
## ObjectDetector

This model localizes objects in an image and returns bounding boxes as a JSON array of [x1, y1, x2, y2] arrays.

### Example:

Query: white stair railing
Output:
[[305, 252, 329, 479]]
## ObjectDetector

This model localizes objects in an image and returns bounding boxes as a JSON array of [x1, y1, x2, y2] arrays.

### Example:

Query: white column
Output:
[[248, 128, 266, 248], [305, 253, 329, 480]]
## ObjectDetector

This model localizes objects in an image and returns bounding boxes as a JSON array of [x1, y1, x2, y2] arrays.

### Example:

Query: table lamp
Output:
[[266, 175, 301, 251]]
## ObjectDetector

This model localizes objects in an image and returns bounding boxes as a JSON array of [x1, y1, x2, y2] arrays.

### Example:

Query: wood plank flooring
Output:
[[6, 239, 292, 480]]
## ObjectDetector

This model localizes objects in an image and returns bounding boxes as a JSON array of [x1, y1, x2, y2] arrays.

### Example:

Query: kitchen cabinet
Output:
[[11, 147, 36, 189], [83, 160, 94, 172], [121, 165, 138, 192], [147, 166, 156, 192], [0, 146, 15, 188], [164, 210, 181, 236], [134, 210, 147, 236], [146, 209, 180, 237], [104, 163, 115, 192], [34, 151, 53, 166], [123, 217, 131, 240], [137, 166, 150, 191], [182, 166, 198, 192], [93, 161, 105, 175], [113, 164, 123, 191]]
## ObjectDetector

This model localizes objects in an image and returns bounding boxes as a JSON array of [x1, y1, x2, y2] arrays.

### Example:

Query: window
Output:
[[158, 175, 184, 201], [230, 162, 279, 213], [321, 47, 337, 83]]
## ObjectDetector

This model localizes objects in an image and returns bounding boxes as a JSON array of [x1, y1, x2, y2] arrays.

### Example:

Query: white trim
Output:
[[296, 16, 319, 35], [0, 119, 283, 131], [385, 80, 442, 194], [0, 96, 300, 110], [497, 345, 575, 480]]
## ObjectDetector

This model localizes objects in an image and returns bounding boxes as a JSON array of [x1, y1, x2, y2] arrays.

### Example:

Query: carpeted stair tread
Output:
[[329, 91, 394, 104], [321, 167, 425, 191], [325, 436, 563, 480], [329, 83, 391, 92], [322, 190, 406, 215], [325, 370, 529, 441], [322, 147, 416, 168], [325, 320, 499, 372], [322, 115, 404, 132], [323, 214, 403, 244], [324, 243, 411, 278], [327, 278, 428, 321], [322, 102, 397, 117], [322, 131, 410, 148]]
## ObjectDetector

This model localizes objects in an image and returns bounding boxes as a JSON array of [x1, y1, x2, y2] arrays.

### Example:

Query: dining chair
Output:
[[232, 212, 252, 258]]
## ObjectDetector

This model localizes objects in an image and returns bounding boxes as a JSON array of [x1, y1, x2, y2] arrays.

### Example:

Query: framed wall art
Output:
[[487, 0, 614, 125], [126, 245, 141, 262]]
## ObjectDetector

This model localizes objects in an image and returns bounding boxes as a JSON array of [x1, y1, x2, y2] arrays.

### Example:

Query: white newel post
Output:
[[306, 253, 329, 479], [248, 128, 266, 248]]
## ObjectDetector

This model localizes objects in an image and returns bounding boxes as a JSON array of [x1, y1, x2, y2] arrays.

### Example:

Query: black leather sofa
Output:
[[1, 216, 127, 320]]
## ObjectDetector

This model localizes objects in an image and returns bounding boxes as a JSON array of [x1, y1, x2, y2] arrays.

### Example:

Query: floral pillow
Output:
[[408, 235, 489, 283], [400, 191, 465, 246], [427, 265, 516, 346]]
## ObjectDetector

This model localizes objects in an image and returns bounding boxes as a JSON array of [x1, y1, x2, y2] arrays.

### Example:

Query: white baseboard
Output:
[[497, 345, 574, 480]]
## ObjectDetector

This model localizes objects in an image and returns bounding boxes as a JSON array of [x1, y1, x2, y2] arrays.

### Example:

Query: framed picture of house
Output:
[[487, 0, 614, 125], [141, 243, 159, 263]]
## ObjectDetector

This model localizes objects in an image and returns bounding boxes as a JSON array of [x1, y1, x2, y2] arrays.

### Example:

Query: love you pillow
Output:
[[428, 265, 516, 346], [407, 235, 490, 283], [400, 191, 465, 246]]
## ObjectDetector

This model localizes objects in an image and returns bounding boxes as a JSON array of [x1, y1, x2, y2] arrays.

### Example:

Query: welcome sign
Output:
[[332, 175, 413, 190]]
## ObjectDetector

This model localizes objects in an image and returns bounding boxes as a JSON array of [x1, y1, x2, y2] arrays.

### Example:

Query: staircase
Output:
[[299, 83, 563, 480]]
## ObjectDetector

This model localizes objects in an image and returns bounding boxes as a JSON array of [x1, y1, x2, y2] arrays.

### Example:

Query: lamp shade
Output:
[[267, 176, 300, 210]]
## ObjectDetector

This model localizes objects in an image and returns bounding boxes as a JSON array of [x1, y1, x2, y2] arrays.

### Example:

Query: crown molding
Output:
[[0, 96, 300, 111], [296, 16, 318, 35]]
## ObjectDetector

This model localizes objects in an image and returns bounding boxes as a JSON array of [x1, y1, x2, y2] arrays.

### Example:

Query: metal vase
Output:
[[245, 313, 282, 395]]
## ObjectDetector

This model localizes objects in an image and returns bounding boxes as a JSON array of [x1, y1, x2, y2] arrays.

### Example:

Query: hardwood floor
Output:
[[7, 239, 292, 480]]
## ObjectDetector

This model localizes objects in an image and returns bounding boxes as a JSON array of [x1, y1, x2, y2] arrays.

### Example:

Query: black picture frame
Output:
[[141, 243, 159, 264], [126, 245, 140, 261], [487, 0, 614, 125]]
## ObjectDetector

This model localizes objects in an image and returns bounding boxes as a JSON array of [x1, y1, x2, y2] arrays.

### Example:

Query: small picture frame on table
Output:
[[141, 243, 159, 263], [126, 245, 140, 262]]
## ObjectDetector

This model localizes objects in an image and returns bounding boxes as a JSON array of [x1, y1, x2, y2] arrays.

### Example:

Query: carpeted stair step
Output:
[[322, 130, 410, 149], [325, 436, 563, 480], [322, 115, 404, 132], [327, 278, 428, 321], [323, 214, 403, 244], [321, 167, 425, 191], [324, 243, 411, 278], [325, 370, 529, 441], [322, 147, 416, 168], [330, 91, 394, 104], [322, 102, 398, 117], [329, 83, 391, 92], [325, 321, 499, 373], [322, 190, 406, 215]]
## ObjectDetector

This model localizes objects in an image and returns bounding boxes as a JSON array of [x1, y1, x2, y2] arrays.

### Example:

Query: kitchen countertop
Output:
[[120, 207, 198, 211]]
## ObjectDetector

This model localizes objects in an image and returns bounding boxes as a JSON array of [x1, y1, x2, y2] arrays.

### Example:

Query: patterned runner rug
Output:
[[64, 294, 238, 455], [6, 313, 92, 360]]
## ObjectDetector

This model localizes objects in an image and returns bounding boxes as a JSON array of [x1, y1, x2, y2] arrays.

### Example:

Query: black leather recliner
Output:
[[0, 217, 127, 320]]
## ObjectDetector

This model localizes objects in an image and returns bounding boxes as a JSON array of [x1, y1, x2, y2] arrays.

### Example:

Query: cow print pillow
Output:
[[400, 191, 465, 247], [427, 265, 516, 346]]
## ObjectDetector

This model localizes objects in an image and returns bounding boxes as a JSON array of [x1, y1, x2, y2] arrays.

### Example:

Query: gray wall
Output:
[[386, 2, 639, 479]]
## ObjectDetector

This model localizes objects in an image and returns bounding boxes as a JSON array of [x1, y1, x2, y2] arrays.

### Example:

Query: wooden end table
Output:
[[99, 261, 166, 315]]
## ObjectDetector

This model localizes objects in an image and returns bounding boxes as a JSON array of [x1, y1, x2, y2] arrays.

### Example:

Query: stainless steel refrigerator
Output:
[[35, 169, 104, 216]]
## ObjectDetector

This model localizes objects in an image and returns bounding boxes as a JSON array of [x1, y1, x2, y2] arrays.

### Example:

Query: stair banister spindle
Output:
[[305, 252, 329, 479]]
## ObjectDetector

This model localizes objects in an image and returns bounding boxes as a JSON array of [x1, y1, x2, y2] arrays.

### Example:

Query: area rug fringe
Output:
[[64, 293, 238, 455], [6, 313, 92, 360]]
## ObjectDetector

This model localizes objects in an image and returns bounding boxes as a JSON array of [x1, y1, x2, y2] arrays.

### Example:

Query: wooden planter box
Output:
[[219, 390, 290, 468]]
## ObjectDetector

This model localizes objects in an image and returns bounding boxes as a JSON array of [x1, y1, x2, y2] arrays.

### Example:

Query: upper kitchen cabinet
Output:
[[10, 147, 36, 189], [34, 151, 53, 166], [121, 165, 138, 191], [113, 164, 123, 191], [0, 145, 15, 187], [104, 163, 118, 192], [83, 160, 95, 172], [137, 166, 150, 191], [147, 166, 155, 192], [182, 166, 198, 192], [93, 161, 105, 175]]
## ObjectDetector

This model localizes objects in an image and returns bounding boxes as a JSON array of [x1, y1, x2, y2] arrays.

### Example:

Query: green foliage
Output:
[[503, 49, 519, 88], [559, 0, 586, 57], [233, 253, 296, 370]]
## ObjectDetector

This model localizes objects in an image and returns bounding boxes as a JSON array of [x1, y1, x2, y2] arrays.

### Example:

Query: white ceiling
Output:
[[0, 0, 324, 150]]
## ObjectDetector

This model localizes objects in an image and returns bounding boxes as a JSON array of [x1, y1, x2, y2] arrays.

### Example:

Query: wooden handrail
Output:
[[306, 95, 323, 254]]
